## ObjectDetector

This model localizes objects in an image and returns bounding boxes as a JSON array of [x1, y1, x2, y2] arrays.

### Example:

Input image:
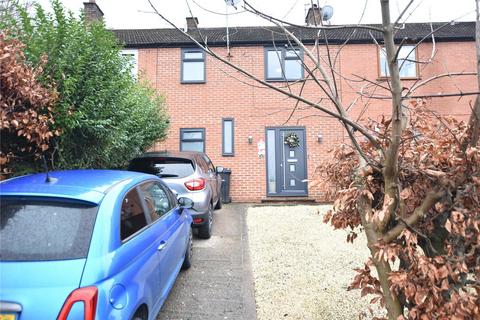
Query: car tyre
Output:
[[214, 196, 222, 210], [131, 306, 147, 320], [182, 227, 193, 270], [197, 202, 213, 239]]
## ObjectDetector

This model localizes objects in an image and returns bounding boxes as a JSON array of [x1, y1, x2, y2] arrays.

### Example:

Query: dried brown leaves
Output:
[[0, 33, 58, 177], [317, 100, 480, 319]]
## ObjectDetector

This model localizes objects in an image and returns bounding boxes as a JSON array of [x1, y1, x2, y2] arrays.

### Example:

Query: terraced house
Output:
[[85, 1, 477, 203]]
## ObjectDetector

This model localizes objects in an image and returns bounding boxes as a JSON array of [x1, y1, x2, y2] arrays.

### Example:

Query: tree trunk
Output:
[[373, 1, 405, 319], [380, 0, 407, 235], [357, 172, 403, 319]]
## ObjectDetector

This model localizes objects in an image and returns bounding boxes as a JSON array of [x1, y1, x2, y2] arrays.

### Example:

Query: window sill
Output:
[[265, 78, 305, 83], [377, 76, 421, 81], [181, 81, 206, 84], [222, 154, 235, 157]]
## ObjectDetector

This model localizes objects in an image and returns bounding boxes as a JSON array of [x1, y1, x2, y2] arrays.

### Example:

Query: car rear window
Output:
[[0, 198, 98, 261], [129, 157, 195, 178]]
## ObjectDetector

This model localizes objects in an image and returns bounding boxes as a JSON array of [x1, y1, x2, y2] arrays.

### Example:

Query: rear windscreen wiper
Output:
[[157, 173, 179, 178]]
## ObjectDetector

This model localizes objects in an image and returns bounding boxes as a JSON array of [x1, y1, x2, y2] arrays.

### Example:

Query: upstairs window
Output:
[[180, 128, 205, 152], [120, 49, 138, 77], [265, 47, 303, 81], [181, 48, 205, 83], [379, 45, 418, 78]]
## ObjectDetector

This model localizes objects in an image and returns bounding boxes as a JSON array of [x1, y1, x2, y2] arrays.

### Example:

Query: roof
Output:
[[0, 170, 150, 204], [112, 21, 475, 48]]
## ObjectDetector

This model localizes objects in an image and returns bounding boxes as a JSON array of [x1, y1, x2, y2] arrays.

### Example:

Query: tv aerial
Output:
[[321, 5, 334, 21], [224, 0, 242, 57], [225, 0, 241, 10]]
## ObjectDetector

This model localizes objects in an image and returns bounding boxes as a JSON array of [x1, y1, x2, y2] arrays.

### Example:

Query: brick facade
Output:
[[134, 41, 476, 203]]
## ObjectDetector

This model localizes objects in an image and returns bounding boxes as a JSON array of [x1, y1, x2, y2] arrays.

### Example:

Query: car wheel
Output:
[[182, 227, 193, 270], [214, 196, 222, 210], [197, 202, 213, 239], [131, 306, 147, 320]]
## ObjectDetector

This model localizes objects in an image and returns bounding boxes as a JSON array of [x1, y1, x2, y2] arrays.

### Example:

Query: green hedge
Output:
[[5, 0, 169, 171]]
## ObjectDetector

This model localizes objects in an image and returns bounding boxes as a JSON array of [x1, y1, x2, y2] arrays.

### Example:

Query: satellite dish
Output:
[[321, 5, 334, 21], [225, 0, 241, 7]]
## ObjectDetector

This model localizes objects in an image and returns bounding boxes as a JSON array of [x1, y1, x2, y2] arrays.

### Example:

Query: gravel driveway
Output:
[[247, 205, 384, 320]]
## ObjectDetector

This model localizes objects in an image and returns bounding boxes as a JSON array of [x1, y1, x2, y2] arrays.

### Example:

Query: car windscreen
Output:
[[0, 198, 98, 261], [129, 157, 195, 178]]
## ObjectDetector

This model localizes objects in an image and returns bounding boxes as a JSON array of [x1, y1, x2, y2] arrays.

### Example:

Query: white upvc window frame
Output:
[[379, 45, 418, 79], [120, 49, 138, 78]]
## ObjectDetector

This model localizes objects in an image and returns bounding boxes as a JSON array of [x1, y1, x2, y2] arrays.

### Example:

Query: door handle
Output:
[[157, 241, 167, 251]]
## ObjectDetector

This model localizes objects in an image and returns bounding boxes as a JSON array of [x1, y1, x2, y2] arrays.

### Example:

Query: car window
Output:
[[120, 188, 148, 241], [129, 157, 194, 178], [138, 181, 174, 221], [167, 186, 179, 207], [0, 198, 98, 261]]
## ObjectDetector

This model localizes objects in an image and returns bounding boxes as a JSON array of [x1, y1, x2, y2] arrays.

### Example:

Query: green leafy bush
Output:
[[5, 0, 169, 171]]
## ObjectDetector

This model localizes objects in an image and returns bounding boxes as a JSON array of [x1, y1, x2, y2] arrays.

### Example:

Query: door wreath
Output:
[[284, 132, 300, 148]]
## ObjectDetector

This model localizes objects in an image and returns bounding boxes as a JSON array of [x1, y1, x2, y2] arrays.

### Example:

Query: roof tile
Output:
[[112, 22, 475, 48]]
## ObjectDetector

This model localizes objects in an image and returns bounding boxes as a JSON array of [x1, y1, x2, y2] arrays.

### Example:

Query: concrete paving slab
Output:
[[157, 204, 256, 320]]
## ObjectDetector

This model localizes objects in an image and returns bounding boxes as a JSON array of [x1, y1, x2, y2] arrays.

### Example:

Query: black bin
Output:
[[219, 168, 232, 204]]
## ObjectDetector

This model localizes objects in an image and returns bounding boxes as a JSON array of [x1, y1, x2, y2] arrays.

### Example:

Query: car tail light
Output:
[[193, 218, 204, 224], [185, 178, 206, 191], [58, 286, 98, 320]]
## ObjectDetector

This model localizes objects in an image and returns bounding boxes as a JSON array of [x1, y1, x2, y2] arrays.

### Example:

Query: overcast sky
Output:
[[34, 0, 475, 29]]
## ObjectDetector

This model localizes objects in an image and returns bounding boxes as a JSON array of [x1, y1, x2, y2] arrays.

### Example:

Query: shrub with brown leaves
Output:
[[319, 100, 480, 319], [0, 33, 58, 178]]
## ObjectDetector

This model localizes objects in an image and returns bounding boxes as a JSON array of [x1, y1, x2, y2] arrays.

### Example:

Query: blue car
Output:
[[0, 170, 194, 320]]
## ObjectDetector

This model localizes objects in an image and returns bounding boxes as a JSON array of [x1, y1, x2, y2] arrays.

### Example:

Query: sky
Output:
[[34, 0, 476, 30]]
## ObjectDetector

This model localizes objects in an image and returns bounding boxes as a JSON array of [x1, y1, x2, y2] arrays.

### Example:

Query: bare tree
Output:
[[147, 0, 480, 319], [0, 0, 33, 22]]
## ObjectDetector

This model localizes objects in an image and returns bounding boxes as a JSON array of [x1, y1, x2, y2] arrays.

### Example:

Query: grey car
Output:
[[128, 151, 223, 239]]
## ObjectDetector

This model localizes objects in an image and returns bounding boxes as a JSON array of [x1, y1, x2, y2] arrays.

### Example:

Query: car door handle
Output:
[[157, 241, 167, 251]]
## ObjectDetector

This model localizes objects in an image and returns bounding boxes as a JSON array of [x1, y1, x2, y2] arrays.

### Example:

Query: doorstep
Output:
[[260, 197, 317, 205]]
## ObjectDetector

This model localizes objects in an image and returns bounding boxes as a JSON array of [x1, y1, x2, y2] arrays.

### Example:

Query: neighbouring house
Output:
[[85, 1, 477, 203]]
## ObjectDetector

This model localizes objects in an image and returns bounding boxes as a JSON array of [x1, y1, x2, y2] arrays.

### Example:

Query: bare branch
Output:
[[405, 72, 477, 96], [393, 0, 415, 26], [397, 20, 464, 74], [283, 72, 313, 125], [242, 1, 384, 33], [146, 0, 382, 149], [406, 91, 480, 99], [382, 189, 445, 243], [357, 90, 480, 100], [266, 16, 383, 164]]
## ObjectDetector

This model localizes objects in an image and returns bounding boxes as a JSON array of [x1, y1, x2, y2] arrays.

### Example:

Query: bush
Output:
[[0, 33, 58, 178], [4, 0, 169, 172], [320, 102, 480, 319]]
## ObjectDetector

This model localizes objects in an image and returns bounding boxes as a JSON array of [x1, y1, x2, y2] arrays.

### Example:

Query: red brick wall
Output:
[[136, 41, 477, 202]]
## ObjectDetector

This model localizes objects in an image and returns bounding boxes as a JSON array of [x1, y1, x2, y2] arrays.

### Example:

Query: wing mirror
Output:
[[216, 166, 224, 173], [178, 197, 194, 209]]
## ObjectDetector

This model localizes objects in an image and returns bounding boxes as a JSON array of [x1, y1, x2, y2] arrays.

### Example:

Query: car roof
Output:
[[0, 170, 152, 204], [134, 151, 205, 161]]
